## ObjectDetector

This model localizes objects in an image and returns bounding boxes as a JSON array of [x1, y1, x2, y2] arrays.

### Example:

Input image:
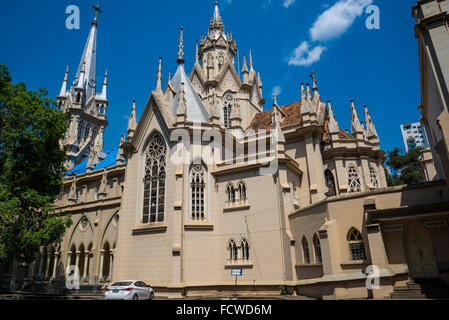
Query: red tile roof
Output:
[[247, 101, 303, 131], [247, 100, 354, 141]]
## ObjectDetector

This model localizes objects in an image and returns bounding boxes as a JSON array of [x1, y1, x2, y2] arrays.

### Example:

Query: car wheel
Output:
[[150, 292, 154, 300], [133, 294, 138, 301]]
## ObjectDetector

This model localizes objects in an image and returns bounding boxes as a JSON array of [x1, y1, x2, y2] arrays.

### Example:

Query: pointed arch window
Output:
[[241, 238, 250, 261], [347, 165, 362, 193], [142, 134, 166, 224], [218, 52, 225, 71], [347, 228, 366, 261], [226, 183, 235, 207], [191, 164, 206, 220], [324, 169, 337, 197], [84, 125, 91, 142], [313, 234, 322, 263], [238, 181, 247, 205], [369, 165, 379, 188], [78, 122, 84, 141], [302, 237, 310, 264], [228, 239, 238, 262], [223, 93, 233, 128]]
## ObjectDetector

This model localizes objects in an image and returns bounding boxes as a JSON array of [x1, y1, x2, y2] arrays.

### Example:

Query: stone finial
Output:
[[328, 100, 339, 133], [364, 105, 379, 141], [156, 57, 163, 90], [350, 100, 364, 135], [127, 100, 137, 139], [300, 83, 306, 101], [177, 28, 185, 65], [273, 90, 278, 107], [59, 65, 69, 97], [249, 49, 254, 70], [195, 41, 199, 63], [310, 70, 317, 90]]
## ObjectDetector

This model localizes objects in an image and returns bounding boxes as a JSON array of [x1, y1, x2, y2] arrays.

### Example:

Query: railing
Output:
[[1, 274, 104, 296]]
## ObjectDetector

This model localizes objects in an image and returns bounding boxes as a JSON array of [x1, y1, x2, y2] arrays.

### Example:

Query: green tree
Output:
[[0, 64, 72, 264], [386, 146, 424, 186]]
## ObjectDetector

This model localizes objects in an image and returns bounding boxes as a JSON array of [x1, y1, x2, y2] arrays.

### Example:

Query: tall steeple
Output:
[[73, 6, 100, 100], [59, 4, 108, 171]]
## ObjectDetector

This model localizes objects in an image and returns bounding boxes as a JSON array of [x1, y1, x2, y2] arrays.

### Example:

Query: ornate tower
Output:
[[189, 1, 265, 130], [57, 5, 108, 170]]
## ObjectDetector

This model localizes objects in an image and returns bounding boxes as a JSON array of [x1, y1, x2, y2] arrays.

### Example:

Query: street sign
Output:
[[231, 269, 242, 276]]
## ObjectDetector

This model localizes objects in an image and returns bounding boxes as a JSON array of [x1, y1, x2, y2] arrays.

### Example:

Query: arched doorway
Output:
[[404, 222, 438, 279]]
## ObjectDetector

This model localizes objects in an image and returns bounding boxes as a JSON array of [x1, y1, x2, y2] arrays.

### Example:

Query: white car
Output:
[[104, 280, 154, 300]]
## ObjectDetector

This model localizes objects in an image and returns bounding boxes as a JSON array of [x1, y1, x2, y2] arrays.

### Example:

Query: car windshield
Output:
[[110, 281, 133, 287]]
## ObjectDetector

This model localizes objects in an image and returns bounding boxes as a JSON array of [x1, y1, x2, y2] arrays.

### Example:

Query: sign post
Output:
[[231, 269, 242, 297]]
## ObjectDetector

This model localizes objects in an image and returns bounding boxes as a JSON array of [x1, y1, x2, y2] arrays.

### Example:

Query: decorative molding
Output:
[[132, 224, 168, 235], [223, 204, 250, 212], [184, 223, 214, 231]]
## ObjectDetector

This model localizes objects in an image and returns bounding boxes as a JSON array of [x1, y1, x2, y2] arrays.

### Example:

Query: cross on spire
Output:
[[92, 3, 102, 19]]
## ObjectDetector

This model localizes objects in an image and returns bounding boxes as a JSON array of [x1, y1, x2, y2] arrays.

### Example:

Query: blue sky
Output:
[[0, 0, 420, 154]]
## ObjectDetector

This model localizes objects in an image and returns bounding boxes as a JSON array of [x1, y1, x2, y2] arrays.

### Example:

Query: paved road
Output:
[[0, 292, 316, 300]]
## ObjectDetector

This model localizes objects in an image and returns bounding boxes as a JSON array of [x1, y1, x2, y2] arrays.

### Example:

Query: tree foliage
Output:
[[386, 146, 424, 186], [0, 64, 72, 264]]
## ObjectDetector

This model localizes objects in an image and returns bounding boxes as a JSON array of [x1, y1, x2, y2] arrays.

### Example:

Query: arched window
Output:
[[238, 181, 247, 205], [228, 239, 238, 262], [223, 93, 233, 128], [313, 234, 322, 263], [324, 169, 337, 197], [84, 125, 91, 141], [241, 238, 250, 261], [226, 183, 235, 207], [218, 52, 225, 70], [191, 164, 206, 220], [78, 244, 85, 278], [102, 242, 111, 280], [369, 165, 379, 188], [347, 228, 366, 261], [143, 134, 166, 224], [77, 122, 84, 141], [347, 165, 362, 193], [302, 237, 310, 264]]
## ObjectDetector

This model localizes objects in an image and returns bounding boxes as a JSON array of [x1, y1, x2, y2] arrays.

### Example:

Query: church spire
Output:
[[210, 0, 224, 33], [74, 5, 100, 99]]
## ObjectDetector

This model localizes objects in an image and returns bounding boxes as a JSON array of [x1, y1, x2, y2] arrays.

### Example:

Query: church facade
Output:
[[2, 1, 449, 300]]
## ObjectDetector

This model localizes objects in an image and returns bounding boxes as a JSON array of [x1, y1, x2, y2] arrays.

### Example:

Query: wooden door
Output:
[[405, 222, 438, 279]]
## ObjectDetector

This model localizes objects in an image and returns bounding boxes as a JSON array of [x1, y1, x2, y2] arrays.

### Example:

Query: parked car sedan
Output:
[[104, 280, 154, 300]]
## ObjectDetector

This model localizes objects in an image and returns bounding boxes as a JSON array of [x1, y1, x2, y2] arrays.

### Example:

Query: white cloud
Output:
[[310, 0, 373, 42], [273, 86, 283, 95], [288, 41, 327, 66], [283, 0, 295, 8]]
